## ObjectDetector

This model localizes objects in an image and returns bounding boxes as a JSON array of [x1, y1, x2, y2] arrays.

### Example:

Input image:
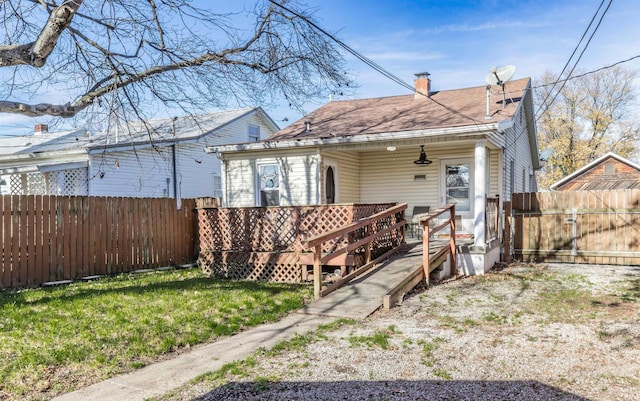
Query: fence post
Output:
[[422, 220, 430, 286], [313, 244, 322, 299], [449, 204, 457, 276], [503, 200, 512, 263]]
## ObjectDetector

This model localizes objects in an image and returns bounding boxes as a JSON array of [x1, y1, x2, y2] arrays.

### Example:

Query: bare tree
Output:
[[0, 0, 351, 126], [535, 66, 639, 189]]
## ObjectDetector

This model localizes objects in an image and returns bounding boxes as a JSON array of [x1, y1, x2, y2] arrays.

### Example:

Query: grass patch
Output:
[[265, 318, 355, 356], [348, 325, 400, 350], [0, 268, 311, 401], [418, 336, 445, 367], [533, 289, 606, 323], [155, 317, 356, 400], [435, 314, 481, 332], [432, 367, 452, 380], [482, 311, 522, 326], [618, 278, 640, 303]]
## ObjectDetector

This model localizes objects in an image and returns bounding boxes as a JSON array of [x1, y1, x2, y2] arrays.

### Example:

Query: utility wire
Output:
[[266, 0, 486, 125], [535, 0, 613, 120], [503, 53, 640, 96], [535, 0, 607, 115]]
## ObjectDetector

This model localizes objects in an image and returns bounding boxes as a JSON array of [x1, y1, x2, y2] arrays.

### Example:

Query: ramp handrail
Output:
[[304, 203, 407, 299], [419, 204, 457, 284]]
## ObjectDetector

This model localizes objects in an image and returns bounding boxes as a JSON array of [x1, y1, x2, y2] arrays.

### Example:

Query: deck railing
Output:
[[197, 203, 397, 282], [419, 204, 457, 284], [304, 203, 407, 299]]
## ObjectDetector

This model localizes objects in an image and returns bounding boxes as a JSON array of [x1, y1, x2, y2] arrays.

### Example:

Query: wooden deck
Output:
[[298, 237, 469, 319]]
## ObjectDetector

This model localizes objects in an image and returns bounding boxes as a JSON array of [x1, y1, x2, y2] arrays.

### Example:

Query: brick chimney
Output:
[[34, 124, 48, 135], [414, 72, 431, 99]]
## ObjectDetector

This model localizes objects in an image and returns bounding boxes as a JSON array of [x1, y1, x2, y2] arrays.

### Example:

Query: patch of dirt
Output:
[[168, 263, 640, 401]]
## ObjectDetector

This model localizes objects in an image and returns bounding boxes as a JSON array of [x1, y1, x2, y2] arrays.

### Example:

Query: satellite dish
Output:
[[485, 65, 516, 86]]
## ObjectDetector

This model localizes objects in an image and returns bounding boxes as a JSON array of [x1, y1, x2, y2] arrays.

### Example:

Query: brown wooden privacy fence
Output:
[[1, 195, 197, 289], [197, 203, 399, 283], [508, 190, 640, 265]]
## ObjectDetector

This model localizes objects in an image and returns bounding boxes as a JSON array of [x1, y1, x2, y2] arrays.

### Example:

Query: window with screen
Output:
[[258, 164, 279, 206], [248, 125, 260, 142]]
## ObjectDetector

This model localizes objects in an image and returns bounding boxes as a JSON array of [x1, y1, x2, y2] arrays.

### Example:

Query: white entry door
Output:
[[440, 158, 473, 218]]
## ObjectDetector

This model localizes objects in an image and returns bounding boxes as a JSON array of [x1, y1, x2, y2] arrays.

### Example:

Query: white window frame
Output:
[[212, 173, 223, 198], [248, 125, 260, 142], [440, 158, 474, 218], [256, 162, 281, 206]]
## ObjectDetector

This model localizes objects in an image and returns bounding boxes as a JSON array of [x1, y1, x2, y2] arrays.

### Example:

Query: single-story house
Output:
[[208, 73, 541, 274], [0, 107, 278, 199], [550, 152, 640, 191]]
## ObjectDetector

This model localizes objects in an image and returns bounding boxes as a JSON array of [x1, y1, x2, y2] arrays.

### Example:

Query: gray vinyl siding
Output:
[[89, 148, 173, 197], [87, 111, 276, 198], [502, 106, 534, 197]]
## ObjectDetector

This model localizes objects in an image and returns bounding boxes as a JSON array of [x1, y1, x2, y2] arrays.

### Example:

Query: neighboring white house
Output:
[[0, 108, 278, 199], [208, 74, 541, 274]]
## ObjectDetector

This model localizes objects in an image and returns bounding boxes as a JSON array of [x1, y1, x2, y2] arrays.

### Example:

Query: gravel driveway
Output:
[[162, 263, 640, 401]]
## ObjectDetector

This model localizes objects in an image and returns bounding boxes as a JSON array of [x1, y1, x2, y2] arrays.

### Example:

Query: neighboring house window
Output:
[[605, 163, 615, 175], [248, 125, 260, 142], [257, 164, 280, 206], [212, 174, 222, 198]]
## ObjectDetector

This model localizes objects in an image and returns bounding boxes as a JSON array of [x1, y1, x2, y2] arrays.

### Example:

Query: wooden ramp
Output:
[[298, 242, 427, 319]]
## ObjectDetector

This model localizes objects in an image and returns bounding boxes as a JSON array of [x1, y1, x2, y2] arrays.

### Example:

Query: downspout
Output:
[[216, 151, 227, 207], [171, 117, 181, 209], [172, 144, 177, 198]]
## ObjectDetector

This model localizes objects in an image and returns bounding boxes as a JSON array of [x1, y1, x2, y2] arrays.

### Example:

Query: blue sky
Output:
[[285, 0, 639, 107], [1, 0, 638, 134]]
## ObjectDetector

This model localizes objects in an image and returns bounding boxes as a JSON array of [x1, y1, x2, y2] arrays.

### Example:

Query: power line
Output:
[[503, 53, 640, 96], [535, 0, 613, 120], [266, 0, 486, 126], [535, 0, 608, 114]]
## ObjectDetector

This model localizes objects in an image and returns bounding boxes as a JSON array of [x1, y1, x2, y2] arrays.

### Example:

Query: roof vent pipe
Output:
[[485, 85, 492, 119], [304, 121, 311, 132]]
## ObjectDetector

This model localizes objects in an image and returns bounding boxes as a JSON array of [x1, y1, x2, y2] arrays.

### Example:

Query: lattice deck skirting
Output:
[[196, 203, 400, 283], [198, 250, 302, 283]]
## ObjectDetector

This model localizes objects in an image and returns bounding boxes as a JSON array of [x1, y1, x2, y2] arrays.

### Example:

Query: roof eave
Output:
[[206, 123, 500, 154], [87, 107, 277, 153], [550, 152, 640, 190]]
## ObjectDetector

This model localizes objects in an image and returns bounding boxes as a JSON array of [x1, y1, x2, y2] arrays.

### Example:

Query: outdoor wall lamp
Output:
[[413, 145, 432, 165]]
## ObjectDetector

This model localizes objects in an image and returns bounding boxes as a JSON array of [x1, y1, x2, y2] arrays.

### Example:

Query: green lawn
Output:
[[0, 268, 312, 401]]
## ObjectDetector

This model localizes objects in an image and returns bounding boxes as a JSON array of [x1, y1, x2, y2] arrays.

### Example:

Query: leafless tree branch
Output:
[[0, 0, 353, 123]]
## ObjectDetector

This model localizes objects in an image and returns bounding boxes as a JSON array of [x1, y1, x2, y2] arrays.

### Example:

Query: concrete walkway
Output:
[[52, 243, 426, 401], [51, 313, 335, 401]]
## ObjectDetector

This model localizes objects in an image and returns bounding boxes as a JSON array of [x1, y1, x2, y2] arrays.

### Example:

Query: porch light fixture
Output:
[[413, 145, 432, 165]]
